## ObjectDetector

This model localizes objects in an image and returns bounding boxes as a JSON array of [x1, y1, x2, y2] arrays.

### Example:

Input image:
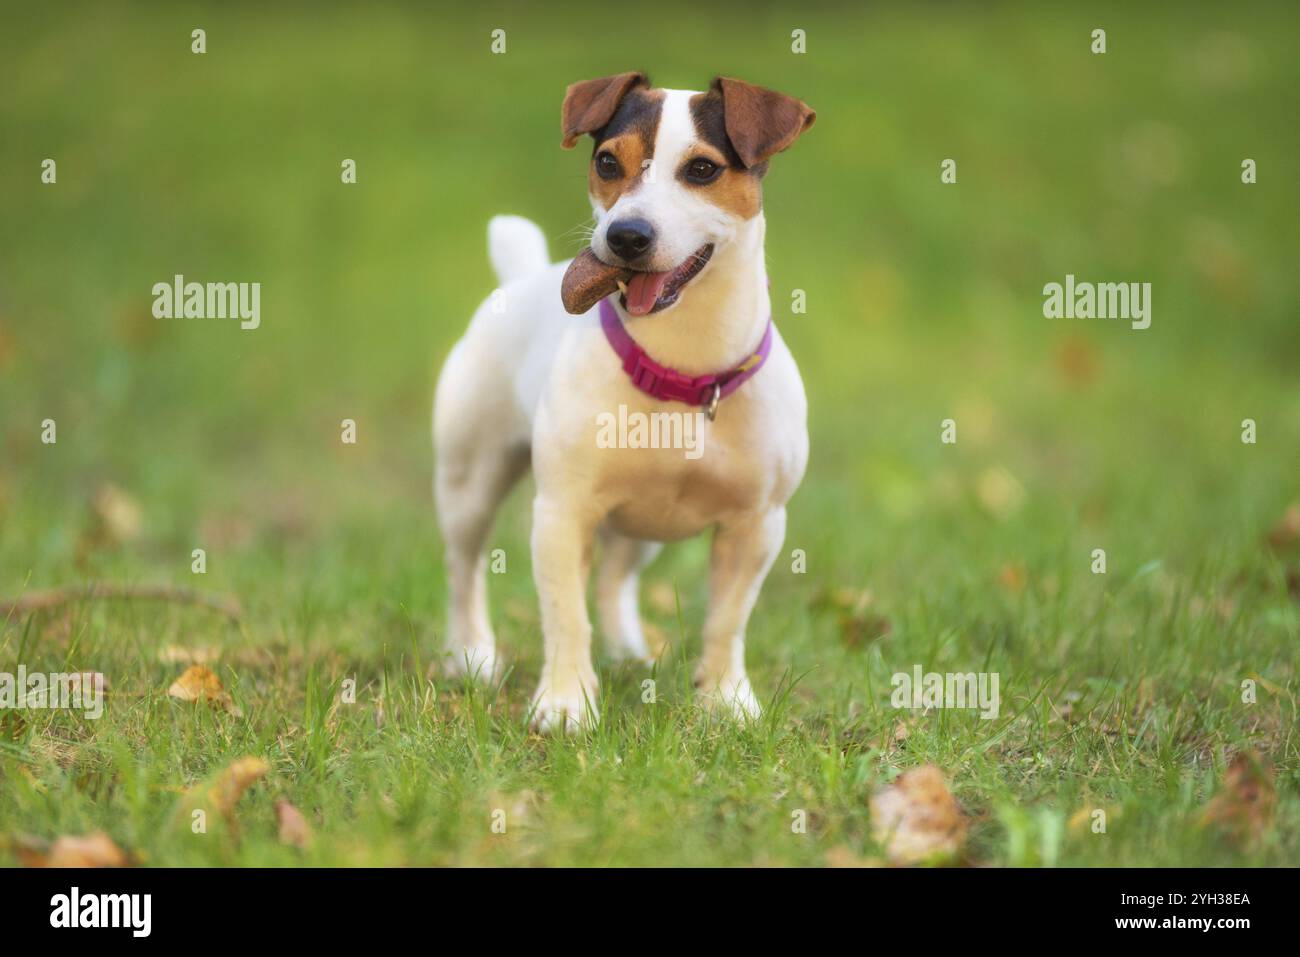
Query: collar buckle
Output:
[[705, 383, 721, 421]]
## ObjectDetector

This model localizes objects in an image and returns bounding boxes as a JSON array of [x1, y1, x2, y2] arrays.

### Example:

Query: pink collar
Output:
[[598, 297, 773, 420]]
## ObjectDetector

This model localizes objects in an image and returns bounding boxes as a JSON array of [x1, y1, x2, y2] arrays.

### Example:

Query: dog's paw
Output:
[[438, 645, 500, 684], [695, 673, 762, 721], [530, 675, 600, 734]]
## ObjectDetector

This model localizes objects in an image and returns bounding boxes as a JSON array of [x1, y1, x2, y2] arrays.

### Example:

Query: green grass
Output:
[[1, 1, 1297, 866]]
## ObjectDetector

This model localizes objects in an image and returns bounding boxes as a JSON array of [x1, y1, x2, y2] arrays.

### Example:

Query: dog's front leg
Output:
[[530, 494, 600, 733], [695, 507, 787, 720]]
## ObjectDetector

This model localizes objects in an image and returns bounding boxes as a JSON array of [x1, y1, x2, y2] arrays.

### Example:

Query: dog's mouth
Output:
[[619, 244, 714, 316]]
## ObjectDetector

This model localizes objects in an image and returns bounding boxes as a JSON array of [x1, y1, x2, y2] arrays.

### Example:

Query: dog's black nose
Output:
[[605, 219, 655, 261]]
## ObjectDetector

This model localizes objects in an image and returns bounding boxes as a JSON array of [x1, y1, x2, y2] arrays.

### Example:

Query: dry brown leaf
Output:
[[275, 800, 314, 849], [1200, 751, 1276, 839], [1267, 504, 1300, 551], [167, 664, 239, 714], [172, 756, 270, 835], [13, 835, 50, 867], [90, 482, 143, 544], [206, 757, 270, 817], [24, 832, 130, 868], [824, 845, 884, 868], [869, 765, 967, 865]]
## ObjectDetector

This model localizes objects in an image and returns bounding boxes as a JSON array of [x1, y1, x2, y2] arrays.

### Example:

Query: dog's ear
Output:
[[712, 76, 816, 169], [561, 71, 649, 149]]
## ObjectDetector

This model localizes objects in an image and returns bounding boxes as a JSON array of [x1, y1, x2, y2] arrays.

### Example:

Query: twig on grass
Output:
[[0, 583, 243, 622]]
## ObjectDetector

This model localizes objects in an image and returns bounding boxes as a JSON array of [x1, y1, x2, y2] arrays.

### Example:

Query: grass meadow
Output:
[[0, 2, 1297, 866]]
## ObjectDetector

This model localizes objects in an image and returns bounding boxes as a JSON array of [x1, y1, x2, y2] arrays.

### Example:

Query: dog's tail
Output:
[[488, 215, 550, 286]]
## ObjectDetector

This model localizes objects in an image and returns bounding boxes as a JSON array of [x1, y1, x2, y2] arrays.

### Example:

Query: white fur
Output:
[[488, 215, 550, 285], [433, 90, 808, 732]]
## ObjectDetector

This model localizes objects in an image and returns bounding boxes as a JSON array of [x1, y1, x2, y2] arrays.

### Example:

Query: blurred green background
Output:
[[0, 2, 1296, 866]]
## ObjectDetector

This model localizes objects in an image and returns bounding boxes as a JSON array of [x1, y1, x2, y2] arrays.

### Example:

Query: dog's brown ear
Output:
[[712, 77, 815, 169], [561, 71, 649, 149]]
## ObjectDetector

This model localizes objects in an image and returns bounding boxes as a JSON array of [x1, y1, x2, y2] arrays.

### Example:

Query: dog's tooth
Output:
[[616, 280, 628, 294]]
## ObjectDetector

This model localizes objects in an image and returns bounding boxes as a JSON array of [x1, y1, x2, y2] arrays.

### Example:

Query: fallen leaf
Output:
[[869, 765, 967, 865], [1200, 751, 1276, 840], [169, 755, 270, 838], [206, 757, 270, 818], [276, 800, 314, 849], [23, 832, 130, 868], [12, 835, 49, 867], [167, 664, 239, 714], [824, 845, 883, 868], [1266, 504, 1300, 551], [90, 482, 143, 544]]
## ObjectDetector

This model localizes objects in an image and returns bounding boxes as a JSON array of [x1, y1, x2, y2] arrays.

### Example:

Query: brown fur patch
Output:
[[561, 72, 648, 149], [710, 76, 815, 169], [689, 90, 764, 219], [588, 88, 664, 209]]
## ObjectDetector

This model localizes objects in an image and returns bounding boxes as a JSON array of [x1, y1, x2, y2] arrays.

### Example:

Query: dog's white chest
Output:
[[597, 417, 773, 540]]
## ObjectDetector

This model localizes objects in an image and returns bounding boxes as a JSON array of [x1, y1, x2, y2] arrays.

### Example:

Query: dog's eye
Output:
[[684, 158, 722, 184], [595, 151, 622, 180]]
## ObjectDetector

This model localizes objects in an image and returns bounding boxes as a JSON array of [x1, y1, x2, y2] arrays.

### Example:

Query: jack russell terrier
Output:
[[433, 72, 815, 732]]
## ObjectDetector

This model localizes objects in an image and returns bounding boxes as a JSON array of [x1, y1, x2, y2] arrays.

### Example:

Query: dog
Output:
[[433, 72, 815, 732]]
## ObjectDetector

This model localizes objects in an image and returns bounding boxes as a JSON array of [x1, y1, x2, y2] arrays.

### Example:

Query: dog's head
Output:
[[562, 73, 815, 316]]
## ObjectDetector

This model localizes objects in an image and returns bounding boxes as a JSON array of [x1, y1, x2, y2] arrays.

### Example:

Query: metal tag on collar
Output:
[[705, 383, 721, 421]]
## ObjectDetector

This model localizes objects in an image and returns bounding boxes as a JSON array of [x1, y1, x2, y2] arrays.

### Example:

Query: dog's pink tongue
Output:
[[625, 270, 672, 316]]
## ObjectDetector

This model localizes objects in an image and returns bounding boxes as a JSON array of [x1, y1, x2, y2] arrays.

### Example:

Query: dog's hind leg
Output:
[[433, 342, 530, 682], [595, 528, 663, 665]]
